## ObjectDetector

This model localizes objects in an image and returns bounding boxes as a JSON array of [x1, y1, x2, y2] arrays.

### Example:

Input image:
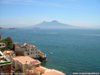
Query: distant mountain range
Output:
[[32, 20, 77, 29]]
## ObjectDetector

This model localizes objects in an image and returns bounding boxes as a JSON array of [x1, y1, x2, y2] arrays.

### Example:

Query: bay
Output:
[[0, 29, 100, 75]]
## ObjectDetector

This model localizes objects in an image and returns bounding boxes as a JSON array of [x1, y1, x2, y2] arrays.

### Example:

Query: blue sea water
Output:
[[0, 29, 100, 75]]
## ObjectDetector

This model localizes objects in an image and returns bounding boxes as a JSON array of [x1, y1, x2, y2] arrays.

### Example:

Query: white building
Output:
[[14, 43, 46, 59], [0, 43, 6, 48]]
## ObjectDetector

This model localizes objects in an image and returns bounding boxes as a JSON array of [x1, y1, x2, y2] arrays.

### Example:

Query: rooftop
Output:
[[29, 66, 45, 74], [3, 50, 15, 59], [15, 43, 36, 48], [13, 56, 41, 65], [3, 50, 14, 55], [42, 69, 65, 75], [28, 66, 65, 75]]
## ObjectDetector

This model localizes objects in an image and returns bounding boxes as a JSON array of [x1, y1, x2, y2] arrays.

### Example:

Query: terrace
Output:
[[0, 51, 11, 66]]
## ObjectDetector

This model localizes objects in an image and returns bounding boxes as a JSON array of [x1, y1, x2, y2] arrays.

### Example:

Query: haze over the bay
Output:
[[0, 0, 100, 29]]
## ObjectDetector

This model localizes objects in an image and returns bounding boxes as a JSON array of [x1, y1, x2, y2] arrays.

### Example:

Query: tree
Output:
[[4, 37, 14, 50]]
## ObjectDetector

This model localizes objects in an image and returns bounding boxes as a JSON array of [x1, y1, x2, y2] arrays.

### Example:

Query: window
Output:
[[0, 54, 2, 56], [27, 53, 29, 55], [3, 44, 5, 46]]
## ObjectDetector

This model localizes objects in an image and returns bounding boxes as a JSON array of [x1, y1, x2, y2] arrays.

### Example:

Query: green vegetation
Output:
[[4, 37, 14, 49], [0, 36, 14, 51]]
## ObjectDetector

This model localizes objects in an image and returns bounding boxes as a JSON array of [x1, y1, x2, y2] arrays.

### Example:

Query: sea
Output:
[[0, 29, 100, 75]]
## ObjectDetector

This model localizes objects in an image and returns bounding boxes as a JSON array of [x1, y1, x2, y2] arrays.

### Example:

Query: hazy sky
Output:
[[0, 0, 100, 28]]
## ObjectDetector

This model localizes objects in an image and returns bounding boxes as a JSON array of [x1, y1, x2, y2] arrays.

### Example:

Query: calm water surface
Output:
[[0, 29, 100, 75]]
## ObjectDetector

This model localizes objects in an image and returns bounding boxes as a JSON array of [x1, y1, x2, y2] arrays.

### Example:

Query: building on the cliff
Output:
[[0, 42, 6, 49], [3, 50, 15, 61], [28, 66, 65, 75], [42, 69, 65, 75], [12, 56, 41, 75], [0, 51, 12, 75], [28, 66, 45, 75], [14, 43, 46, 61]]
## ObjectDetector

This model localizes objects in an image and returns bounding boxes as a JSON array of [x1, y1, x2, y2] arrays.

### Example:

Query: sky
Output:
[[0, 0, 100, 28]]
